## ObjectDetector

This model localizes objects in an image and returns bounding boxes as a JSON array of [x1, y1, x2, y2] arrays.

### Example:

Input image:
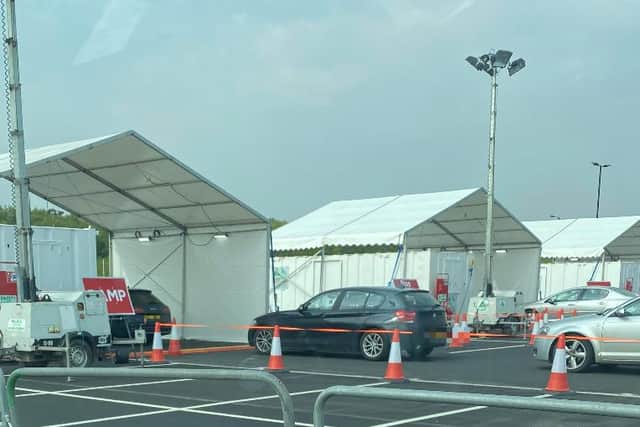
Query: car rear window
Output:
[[401, 291, 438, 308], [614, 288, 638, 298], [130, 291, 164, 306]]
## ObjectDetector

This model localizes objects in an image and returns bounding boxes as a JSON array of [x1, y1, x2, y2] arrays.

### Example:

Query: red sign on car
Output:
[[392, 278, 419, 289], [82, 277, 135, 315]]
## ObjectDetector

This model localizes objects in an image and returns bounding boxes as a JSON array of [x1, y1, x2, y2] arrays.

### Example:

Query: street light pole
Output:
[[592, 162, 611, 218], [485, 70, 497, 298], [466, 50, 525, 297]]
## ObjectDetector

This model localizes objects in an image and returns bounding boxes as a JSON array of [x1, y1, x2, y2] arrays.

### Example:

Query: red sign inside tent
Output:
[[82, 277, 135, 315]]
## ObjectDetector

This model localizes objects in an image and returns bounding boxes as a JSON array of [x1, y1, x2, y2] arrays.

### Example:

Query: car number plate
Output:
[[144, 315, 160, 323], [426, 331, 447, 339]]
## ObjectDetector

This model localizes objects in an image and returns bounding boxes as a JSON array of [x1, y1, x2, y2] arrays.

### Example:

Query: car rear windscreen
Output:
[[401, 291, 438, 308], [131, 291, 164, 306]]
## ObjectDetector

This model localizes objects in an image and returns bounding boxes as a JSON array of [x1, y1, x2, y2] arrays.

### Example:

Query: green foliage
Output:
[[0, 206, 109, 275], [270, 218, 287, 230], [276, 244, 398, 257]]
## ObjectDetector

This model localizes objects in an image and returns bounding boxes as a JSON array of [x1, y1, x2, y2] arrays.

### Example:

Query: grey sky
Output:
[[2, 0, 639, 222]]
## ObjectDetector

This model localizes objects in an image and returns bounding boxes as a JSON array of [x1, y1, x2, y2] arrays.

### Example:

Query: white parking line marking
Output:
[[370, 394, 552, 427], [449, 344, 526, 354], [16, 378, 194, 397], [163, 362, 640, 400], [34, 381, 385, 426], [371, 406, 488, 427]]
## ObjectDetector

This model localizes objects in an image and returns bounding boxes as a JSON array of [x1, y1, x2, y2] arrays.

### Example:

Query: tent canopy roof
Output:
[[0, 131, 267, 233], [274, 188, 540, 251], [523, 217, 640, 259]]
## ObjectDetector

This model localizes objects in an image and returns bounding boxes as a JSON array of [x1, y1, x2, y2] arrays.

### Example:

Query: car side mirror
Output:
[[545, 298, 555, 305], [297, 304, 306, 313], [615, 309, 627, 317]]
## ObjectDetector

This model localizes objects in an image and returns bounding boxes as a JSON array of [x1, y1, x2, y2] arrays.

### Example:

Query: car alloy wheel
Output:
[[565, 338, 587, 371], [361, 332, 385, 360], [254, 329, 273, 354]]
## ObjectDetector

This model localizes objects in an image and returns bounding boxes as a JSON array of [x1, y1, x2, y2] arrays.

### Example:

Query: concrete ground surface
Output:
[[2, 338, 640, 427]]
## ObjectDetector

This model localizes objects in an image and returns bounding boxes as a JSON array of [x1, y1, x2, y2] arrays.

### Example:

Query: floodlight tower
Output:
[[466, 50, 525, 297]]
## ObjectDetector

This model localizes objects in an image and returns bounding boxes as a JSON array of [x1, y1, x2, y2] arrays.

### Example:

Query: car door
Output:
[[296, 290, 341, 351], [547, 288, 584, 316], [576, 288, 610, 314], [321, 290, 372, 353], [600, 299, 640, 362]]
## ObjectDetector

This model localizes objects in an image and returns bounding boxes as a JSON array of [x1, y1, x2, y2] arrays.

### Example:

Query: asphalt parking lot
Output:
[[3, 338, 640, 427]]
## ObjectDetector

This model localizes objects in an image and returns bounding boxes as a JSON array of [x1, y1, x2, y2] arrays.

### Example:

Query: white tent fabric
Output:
[[0, 131, 269, 342], [524, 217, 640, 259], [0, 130, 266, 232], [274, 188, 540, 251]]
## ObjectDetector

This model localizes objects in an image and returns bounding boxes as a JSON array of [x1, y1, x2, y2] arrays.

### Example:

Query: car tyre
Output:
[[359, 332, 389, 361], [254, 328, 273, 355], [69, 339, 94, 368], [550, 335, 594, 373]]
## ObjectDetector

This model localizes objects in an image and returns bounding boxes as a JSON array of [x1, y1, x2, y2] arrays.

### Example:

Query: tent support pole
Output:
[[268, 224, 278, 312], [319, 246, 325, 293], [601, 252, 606, 281], [108, 231, 113, 277], [402, 235, 408, 278], [180, 232, 187, 338]]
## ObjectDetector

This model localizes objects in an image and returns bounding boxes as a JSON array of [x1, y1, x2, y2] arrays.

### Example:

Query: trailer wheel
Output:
[[69, 339, 94, 368]]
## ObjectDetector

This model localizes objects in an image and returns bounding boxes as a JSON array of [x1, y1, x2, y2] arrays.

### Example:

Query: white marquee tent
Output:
[[274, 188, 541, 312], [0, 130, 270, 342], [524, 217, 640, 296]]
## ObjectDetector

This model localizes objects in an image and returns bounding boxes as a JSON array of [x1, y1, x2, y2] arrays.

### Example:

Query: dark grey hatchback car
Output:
[[248, 286, 448, 361]]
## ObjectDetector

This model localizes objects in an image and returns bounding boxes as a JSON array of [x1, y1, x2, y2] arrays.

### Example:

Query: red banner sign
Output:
[[392, 279, 419, 289], [82, 277, 135, 315], [0, 271, 17, 303]]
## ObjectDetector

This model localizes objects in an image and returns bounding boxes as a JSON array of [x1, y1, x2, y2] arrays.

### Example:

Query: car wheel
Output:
[[551, 335, 594, 373], [254, 329, 273, 355], [359, 332, 389, 361], [69, 339, 94, 368]]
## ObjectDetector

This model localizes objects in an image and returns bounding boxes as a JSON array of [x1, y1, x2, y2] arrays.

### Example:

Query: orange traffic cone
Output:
[[384, 329, 407, 382], [150, 321, 165, 363], [557, 308, 564, 320], [571, 308, 577, 317], [529, 312, 540, 345], [449, 323, 463, 348], [266, 325, 286, 372], [545, 334, 570, 393], [460, 313, 471, 345], [168, 317, 182, 356]]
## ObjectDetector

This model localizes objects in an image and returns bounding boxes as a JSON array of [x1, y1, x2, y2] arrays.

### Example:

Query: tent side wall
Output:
[[112, 225, 269, 342], [273, 250, 434, 310], [538, 260, 624, 297], [274, 247, 540, 311], [465, 248, 541, 305]]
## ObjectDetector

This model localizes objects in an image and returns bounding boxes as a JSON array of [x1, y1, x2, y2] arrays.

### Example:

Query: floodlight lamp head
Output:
[[508, 58, 526, 76], [493, 50, 513, 68]]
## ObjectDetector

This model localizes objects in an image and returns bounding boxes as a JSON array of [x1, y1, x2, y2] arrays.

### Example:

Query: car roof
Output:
[[324, 286, 429, 293]]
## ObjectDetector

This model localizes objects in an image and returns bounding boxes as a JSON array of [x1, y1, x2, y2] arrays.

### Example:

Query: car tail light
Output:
[[395, 310, 416, 322], [134, 307, 144, 314]]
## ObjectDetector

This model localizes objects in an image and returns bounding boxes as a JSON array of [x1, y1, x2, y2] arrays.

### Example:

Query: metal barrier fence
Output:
[[0, 369, 10, 427], [312, 385, 640, 427], [5, 368, 295, 427]]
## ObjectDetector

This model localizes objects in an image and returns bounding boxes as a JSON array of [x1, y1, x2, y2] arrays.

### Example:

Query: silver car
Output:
[[533, 296, 640, 372], [524, 286, 636, 317]]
